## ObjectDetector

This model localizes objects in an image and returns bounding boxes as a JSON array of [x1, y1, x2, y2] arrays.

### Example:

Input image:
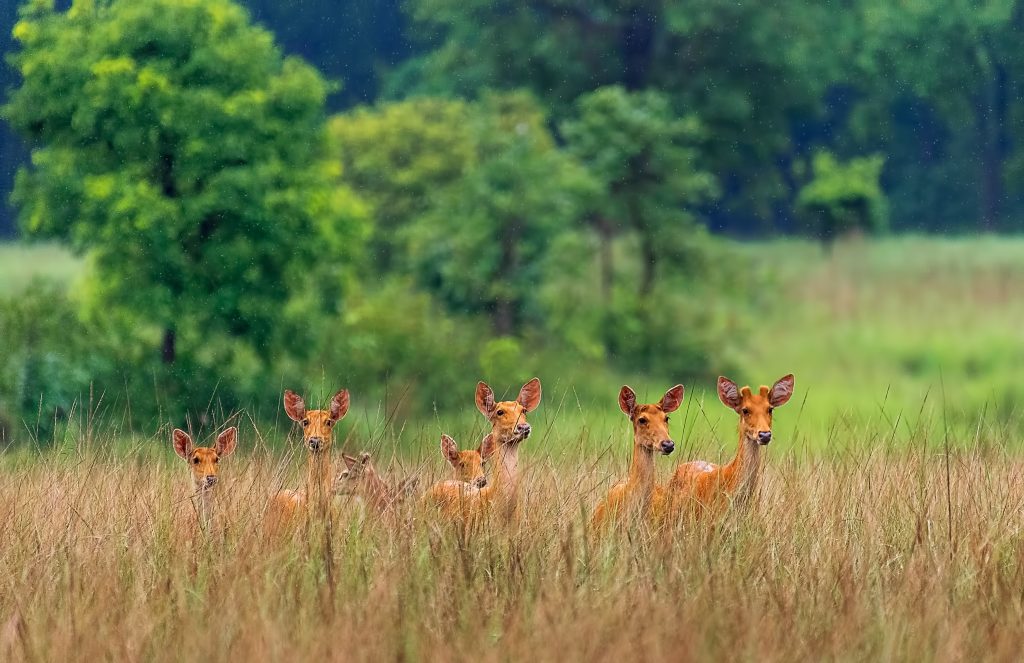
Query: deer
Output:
[[666, 374, 794, 520], [172, 426, 238, 528], [422, 433, 494, 516], [331, 452, 420, 516], [264, 388, 349, 532], [590, 385, 684, 531]]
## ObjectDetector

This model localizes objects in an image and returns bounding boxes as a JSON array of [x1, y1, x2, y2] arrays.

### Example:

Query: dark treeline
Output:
[[0, 0, 1021, 437], [4, 1, 1024, 236]]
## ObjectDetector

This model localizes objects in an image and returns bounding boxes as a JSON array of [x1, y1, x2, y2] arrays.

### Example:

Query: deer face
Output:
[[618, 385, 684, 455], [718, 374, 795, 446], [333, 452, 376, 496], [173, 427, 237, 492], [441, 434, 488, 488], [475, 378, 542, 446], [284, 389, 350, 454]]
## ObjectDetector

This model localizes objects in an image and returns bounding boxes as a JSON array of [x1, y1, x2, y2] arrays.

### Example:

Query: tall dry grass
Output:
[[2, 431, 1023, 662]]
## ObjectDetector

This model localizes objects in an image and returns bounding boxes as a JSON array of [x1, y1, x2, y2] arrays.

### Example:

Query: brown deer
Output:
[[331, 452, 420, 515], [590, 385, 683, 530], [264, 388, 349, 532], [667, 374, 794, 519], [172, 426, 237, 528], [422, 433, 494, 516]]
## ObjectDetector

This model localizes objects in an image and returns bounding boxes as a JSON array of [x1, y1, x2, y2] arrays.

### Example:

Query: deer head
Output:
[[284, 388, 350, 454], [717, 374, 795, 446], [618, 384, 684, 455], [172, 427, 237, 492]]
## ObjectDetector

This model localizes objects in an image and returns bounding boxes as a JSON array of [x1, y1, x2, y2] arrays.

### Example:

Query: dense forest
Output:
[[1, 0, 1023, 434]]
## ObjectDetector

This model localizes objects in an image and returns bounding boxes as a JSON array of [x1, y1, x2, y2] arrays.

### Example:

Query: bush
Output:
[[796, 151, 888, 244]]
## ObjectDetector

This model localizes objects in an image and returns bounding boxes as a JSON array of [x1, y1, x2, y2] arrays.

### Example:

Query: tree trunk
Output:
[[162, 327, 176, 365], [976, 44, 1008, 232], [493, 219, 519, 336]]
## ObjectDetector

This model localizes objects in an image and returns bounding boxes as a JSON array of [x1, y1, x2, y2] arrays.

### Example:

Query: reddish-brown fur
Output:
[[590, 385, 683, 530], [424, 378, 541, 522], [264, 388, 350, 533], [422, 433, 494, 516], [332, 452, 420, 515], [667, 374, 794, 519], [172, 426, 237, 527]]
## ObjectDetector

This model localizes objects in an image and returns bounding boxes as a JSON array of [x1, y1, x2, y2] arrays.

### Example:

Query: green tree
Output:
[[796, 151, 887, 244], [405, 92, 594, 335], [327, 98, 475, 269], [393, 0, 835, 230], [562, 86, 716, 299], [4, 0, 366, 414]]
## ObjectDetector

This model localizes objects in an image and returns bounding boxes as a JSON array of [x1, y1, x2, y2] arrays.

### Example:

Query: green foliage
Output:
[[327, 98, 474, 268], [562, 86, 717, 295], [796, 152, 888, 243], [0, 284, 111, 442], [4, 0, 368, 419]]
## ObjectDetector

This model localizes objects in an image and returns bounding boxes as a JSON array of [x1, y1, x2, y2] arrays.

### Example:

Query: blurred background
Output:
[[0, 0, 1022, 450]]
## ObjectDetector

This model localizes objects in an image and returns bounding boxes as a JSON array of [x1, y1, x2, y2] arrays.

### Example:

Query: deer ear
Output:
[[330, 389, 350, 421], [517, 378, 542, 412], [172, 429, 193, 460], [215, 427, 238, 457], [660, 385, 685, 413], [476, 382, 496, 417], [441, 434, 460, 466], [718, 377, 742, 410], [618, 386, 637, 416], [284, 390, 306, 422], [342, 453, 358, 470], [769, 374, 795, 407], [478, 433, 497, 460]]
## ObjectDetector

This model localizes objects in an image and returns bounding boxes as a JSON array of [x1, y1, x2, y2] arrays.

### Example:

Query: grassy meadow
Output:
[[2, 236, 1024, 661]]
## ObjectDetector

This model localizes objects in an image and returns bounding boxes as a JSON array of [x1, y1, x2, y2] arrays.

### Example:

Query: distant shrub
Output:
[[0, 284, 112, 442], [797, 152, 888, 244]]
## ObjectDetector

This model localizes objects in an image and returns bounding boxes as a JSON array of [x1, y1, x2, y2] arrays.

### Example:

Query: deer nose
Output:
[[660, 440, 675, 455], [758, 431, 772, 445], [516, 423, 532, 437], [307, 437, 323, 451], [474, 476, 487, 488], [204, 475, 218, 486]]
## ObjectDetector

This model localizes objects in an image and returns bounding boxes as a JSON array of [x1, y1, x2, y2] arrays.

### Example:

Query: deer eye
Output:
[[665, 416, 670, 423], [325, 420, 333, 427], [768, 407, 774, 414], [496, 409, 505, 417], [301, 419, 310, 427], [214, 456, 219, 463], [638, 417, 648, 425], [192, 457, 200, 465], [741, 408, 750, 416]]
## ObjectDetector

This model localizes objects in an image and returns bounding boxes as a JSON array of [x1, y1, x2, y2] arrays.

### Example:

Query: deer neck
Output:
[[305, 449, 334, 504], [193, 486, 216, 528], [724, 429, 762, 504], [627, 441, 656, 497], [361, 472, 393, 513], [485, 434, 520, 499]]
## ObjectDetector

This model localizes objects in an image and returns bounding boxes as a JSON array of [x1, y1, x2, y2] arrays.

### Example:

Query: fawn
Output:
[[265, 388, 350, 531], [332, 452, 420, 515], [667, 374, 794, 519], [422, 378, 541, 521], [590, 385, 683, 530], [172, 426, 238, 528], [422, 433, 494, 515]]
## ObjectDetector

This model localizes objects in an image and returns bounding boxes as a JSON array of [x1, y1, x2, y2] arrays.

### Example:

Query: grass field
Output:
[[1, 441, 1023, 661], [2, 236, 1024, 660]]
